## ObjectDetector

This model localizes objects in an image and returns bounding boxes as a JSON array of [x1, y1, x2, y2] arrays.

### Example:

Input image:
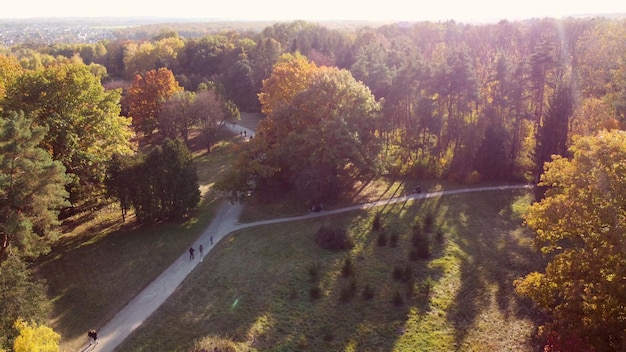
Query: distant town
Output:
[[0, 17, 388, 46]]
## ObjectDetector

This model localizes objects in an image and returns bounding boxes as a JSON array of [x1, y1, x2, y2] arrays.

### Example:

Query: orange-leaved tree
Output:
[[127, 67, 182, 138]]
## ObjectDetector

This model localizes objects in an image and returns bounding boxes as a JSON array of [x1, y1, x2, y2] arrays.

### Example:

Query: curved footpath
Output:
[[81, 123, 532, 351]]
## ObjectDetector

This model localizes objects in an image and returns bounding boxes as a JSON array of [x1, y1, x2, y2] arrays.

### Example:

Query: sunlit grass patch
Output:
[[118, 189, 543, 352]]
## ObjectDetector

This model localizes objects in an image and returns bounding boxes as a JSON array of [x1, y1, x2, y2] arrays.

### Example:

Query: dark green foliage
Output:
[[422, 212, 434, 233], [372, 212, 382, 231], [0, 112, 69, 261], [340, 257, 353, 277], [411, 225, 431, 259], [307, 262, 321, 283], [309, 286, 321, 300], [474, 125, 511, 181], [314, 224, 353, 251], [376, 232, 387, 247], [362, 284, 375, 300], [106, 138, 200, 223], [392, 264, 412, 283], [0, 256, 51, 350], [339, 280, 357, 303], [392, 291, 404, 307], [436, 230, 445, 244], [389, 232, 399, 247]]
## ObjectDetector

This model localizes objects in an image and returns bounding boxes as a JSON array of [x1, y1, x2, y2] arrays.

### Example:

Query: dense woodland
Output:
[[1, 17, 626, 351]]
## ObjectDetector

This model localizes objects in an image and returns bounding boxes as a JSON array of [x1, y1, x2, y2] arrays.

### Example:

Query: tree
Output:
[[220, 60, 381, 202], [12, 319, 60, 352], [0, 256, 51, 350], [515, 130, 626, 351], [0, 112, 69, 261], [127, 67, 182, 137], [257, 52, 317, 116], [106, 139, 199, 223], [195, 89, 234, 153], [0, 55, 22, 103], [1, 63, 134, 201], [159, 90, 197, 144]]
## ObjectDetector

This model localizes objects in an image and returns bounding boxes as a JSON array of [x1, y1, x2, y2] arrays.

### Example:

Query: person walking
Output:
[[210, 236, 213, 245], [199, 244, 203, 256], [88, 329, 98, 345], [189, 247, 195, 260]]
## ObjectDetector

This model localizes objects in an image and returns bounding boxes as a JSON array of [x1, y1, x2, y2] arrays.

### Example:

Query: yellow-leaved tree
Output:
[[12, 319, 60, 352], [515, 130, 626, 351]]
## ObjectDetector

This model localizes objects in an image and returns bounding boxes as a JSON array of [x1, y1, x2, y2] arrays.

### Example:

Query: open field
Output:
[[118, 188, 544, 351]]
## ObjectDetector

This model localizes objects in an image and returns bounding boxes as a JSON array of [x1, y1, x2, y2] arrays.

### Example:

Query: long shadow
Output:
[[444, 190, 544, 350]]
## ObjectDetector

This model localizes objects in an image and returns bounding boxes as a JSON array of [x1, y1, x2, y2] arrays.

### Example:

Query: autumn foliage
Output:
[[127, 67, 182, 137]]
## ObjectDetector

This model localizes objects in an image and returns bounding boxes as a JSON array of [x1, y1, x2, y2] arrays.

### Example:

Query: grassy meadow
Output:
[[118, 188, 544, 351], [33, 111, 544, 351]]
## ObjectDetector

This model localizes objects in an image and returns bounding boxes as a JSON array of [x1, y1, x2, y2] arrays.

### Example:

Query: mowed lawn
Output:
[[118, 189, 544, 351]]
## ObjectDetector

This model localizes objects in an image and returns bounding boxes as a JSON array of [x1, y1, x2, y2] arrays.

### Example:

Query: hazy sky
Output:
[[3, 0, 626, 22]]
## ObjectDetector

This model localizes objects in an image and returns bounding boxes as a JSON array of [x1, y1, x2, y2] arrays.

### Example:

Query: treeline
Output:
[[4, 18, 626, 183]]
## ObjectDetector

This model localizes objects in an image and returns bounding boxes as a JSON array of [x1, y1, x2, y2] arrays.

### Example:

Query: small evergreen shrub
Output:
[[308, 262, 321, 283], [389, 232, 399, 247], [372, 212, 382, 231], [392, 291, 404, 306], [314, 224, 353, 251], [310, 286, 321, 300], [339, 280, 357, 303], [362, 284, 375, 300], [341, 257, 354, 277], [436, 229, 444, 244], [423, 212, 434, 233], [376, 232, 387, 247], [411, 226, 431, 259]]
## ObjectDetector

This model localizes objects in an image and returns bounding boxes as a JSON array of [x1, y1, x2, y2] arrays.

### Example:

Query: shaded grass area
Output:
[[32, 128, 239, 352], [119, 189, 544, 352]]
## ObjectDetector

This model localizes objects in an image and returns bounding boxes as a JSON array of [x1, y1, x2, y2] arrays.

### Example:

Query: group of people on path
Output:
[[87, 329, 98, 346], [189, 236, 213, 260]]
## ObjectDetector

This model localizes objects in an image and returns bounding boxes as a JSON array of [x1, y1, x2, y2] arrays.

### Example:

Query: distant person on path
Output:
[[88, 329, 98, 345], [199, 244, 203, 256], [210, 236, 213, 245], [189, 247, 195, 260]]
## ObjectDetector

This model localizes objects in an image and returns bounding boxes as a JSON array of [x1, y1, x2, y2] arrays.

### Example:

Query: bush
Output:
[[411, 226, 430, 259], [310, 286, 322, 300], [423, 212, 434, 233], [376, 232, 387, 247], [362, 284, 375, 300], [339, 280, 357, 303], [308, 262, 321, 283], [435, 229, 445, 244], [341, 257, 354, 277], [392, 291, 404, 306], [389, 232, 399, 247], [314, 224, 353, 251], [392, 264, 412, 283], [372, 212, 382, 231]]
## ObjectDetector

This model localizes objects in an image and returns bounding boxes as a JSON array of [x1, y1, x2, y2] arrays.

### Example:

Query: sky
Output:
[[2, 0, 626, 23]]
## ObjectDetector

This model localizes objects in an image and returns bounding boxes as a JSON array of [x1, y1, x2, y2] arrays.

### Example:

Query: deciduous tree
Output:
[[515, 130, 626, 351], [127, 67, 182, 137], [1, 63, 134, 201], [12, 319, 60, 352]]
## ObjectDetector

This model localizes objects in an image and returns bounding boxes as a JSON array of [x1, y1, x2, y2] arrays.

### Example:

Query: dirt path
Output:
[[81, 122, 532, 351]]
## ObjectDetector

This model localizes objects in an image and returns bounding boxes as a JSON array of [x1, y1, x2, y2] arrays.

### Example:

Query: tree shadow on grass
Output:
[[444, 190, 545, 350]]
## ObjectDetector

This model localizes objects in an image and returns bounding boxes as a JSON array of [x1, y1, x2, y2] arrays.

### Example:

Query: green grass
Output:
[[117, 189, 544, 351], [32, 128, 240, 352]]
